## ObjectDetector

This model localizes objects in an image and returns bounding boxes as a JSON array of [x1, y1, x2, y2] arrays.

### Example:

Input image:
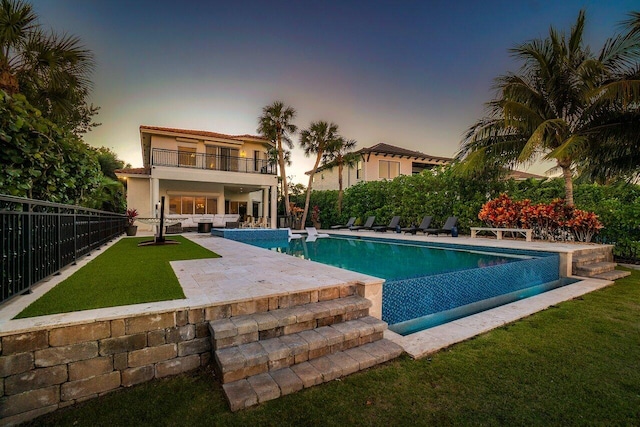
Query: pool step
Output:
[[222, 339, 404, 411], [214, 316, 387, 383], [209, 294, 403, 411]]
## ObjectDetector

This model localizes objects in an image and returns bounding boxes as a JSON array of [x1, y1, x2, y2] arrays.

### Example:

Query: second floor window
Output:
[[379, 160, 400, 180], [356, 160, 363, 179]]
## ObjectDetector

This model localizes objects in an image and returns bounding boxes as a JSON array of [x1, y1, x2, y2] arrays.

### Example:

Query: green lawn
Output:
[[28, 269, 640, 426], [16, 236, 219, 318]]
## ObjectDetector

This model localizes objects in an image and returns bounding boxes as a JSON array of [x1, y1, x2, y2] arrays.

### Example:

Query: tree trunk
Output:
[[276, 129, 290, 217], [301, 152, 323, 229], [337, 161, 344, 214], [560, 161, 574, 207]]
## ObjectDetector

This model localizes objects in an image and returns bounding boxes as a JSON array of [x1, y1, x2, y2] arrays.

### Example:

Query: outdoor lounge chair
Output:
[[287, 228, 303, 240], [424, 216, 458, 236], [401, 216, 432, 234], [372, 216, 401, 232], [331, 217, 356, 229], [349, 216, 376, 231], [306, 227, 329, 238]]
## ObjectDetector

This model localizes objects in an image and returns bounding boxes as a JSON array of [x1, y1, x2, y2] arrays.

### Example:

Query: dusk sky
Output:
[[34, 0, 638, 183]]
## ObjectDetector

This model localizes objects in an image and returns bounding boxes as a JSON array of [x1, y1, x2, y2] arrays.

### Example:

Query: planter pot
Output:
[[126, 225, 138, 236], [312, 221, 321, 229]]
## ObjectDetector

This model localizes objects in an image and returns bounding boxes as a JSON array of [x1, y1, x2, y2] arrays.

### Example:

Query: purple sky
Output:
[[34, 0, 638, 182]]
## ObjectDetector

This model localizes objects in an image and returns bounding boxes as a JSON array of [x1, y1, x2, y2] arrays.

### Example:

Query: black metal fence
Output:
[[0, 195, 126, 305], [151, 148, 276, 174]]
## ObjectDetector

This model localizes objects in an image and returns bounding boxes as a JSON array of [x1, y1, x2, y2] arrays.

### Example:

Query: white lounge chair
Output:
[[287, 228, 303, 240], [305, 227, 329, 238]]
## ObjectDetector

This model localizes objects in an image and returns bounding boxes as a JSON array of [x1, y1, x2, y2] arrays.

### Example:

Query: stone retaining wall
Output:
[[0, 282, 380, 426], [0, 308, 211, 426]]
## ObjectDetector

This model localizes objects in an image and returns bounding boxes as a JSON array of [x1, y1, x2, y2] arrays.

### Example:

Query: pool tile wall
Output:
[[382, 254, 560, 326], [211, 228, 288, 241]]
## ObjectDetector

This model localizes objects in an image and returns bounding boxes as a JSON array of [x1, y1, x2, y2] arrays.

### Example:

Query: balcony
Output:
[[151, 148, 276, 174]]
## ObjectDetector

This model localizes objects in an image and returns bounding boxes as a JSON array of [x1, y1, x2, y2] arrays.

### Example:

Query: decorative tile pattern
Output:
[[382, 255, 560, 326], [211, 228, 288, 241]]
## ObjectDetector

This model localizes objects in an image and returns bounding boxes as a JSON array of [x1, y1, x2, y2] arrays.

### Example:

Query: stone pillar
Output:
[[262, 187, 269, 221]]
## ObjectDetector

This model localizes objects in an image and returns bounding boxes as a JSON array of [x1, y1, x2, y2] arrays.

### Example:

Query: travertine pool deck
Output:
[[0, 231, 617, 359]]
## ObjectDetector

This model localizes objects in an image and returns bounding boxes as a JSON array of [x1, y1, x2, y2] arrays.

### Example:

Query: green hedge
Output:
[[291, 166, 640, 260]]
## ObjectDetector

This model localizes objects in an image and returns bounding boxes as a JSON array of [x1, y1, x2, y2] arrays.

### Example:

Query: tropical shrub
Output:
[[479, 194, 603, 242]]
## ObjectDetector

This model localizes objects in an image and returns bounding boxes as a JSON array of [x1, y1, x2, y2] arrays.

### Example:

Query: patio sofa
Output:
[[166, 214, 241, 231]]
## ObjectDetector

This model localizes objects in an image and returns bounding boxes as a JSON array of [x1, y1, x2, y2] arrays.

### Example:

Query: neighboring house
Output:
[[115, 126, 278, 231], [505, 170, 547, 180], [309, 143, 452, 191]]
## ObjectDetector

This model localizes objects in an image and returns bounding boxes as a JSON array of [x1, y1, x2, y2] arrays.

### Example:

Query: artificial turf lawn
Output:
[[16, 236, 219, 318], [28, 268, 640, 426]]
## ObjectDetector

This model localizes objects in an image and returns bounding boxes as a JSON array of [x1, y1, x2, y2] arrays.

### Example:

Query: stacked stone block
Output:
[[0, 310, 211, 426]]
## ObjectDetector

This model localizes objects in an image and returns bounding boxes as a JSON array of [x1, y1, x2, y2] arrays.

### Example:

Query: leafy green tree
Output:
[[0, 0, 98, 135], [0, 90, 101, 204], [93, 146, 128, 180], [456, 10, 640, 206], [321, 137, 357, 214], [299, 120, 340, 228], [258, 101, 297, 216]]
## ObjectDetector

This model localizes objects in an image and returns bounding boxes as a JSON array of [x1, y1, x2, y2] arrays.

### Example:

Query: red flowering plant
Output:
[[479, 195, 603, 242], [478, 193, 525, 228], [565, 209, 603, 243], [126, 208, 139, 227]]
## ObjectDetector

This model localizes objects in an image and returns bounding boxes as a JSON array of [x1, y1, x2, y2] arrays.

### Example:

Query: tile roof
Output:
[[507, 170, 546, 180], [114, 167, 150, 176], [139, 125, 269, 142], [360, 143, 452, 162]]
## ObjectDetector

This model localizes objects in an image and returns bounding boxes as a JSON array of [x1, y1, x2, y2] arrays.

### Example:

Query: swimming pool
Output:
[[246, 236, 563, 334]]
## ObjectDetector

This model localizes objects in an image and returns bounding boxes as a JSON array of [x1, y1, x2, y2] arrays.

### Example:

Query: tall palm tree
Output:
[[322, 137, 357, 213], [299, 120, 340, 228], [0, 0, 95, 127], [266, 146, 291, 208], [258, 101, 297, 216], [456, 10, 640, 206]]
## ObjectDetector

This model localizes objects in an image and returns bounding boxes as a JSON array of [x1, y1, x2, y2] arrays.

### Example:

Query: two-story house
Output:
[[309, 143, 452, 191], [116, 126, 278, 231]]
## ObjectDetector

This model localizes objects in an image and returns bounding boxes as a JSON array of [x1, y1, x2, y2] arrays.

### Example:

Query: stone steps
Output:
[[209, 293, 403, 411], [209, 295, 372, 351], [222, 339, 404, 411], [572, 252, 607, 268], [214, 316, 387, 383], [592, 269, 631, 281], [574, 261, 619, 277]]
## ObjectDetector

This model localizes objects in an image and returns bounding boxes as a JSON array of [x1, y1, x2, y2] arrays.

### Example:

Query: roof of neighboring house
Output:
[[139, 125, 269, 143], [360, 143, 452, 162], [307, 142, 452, 174], [114, 167, 150, 177], [506, 170, 546, 180]]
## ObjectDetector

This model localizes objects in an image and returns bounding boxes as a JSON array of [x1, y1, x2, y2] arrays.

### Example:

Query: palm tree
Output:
[[299, 121, 340, 228], [322, 137, 358, 213], [0, 0, 95, 128], [456, 10, 640, 206], [266, 146, 291, 208], [258, 101, 297, 217]]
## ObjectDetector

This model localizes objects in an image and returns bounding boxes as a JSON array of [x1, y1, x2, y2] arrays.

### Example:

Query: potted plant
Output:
[[125, 208, 139, 236]]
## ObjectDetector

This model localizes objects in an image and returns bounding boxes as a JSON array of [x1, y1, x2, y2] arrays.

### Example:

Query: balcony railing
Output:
[[0, 195, 126, 305], [151, 148, 276, 174]]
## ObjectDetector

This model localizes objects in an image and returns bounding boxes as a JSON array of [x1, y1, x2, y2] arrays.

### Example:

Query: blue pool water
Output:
[[244, 236, 563, 334]]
